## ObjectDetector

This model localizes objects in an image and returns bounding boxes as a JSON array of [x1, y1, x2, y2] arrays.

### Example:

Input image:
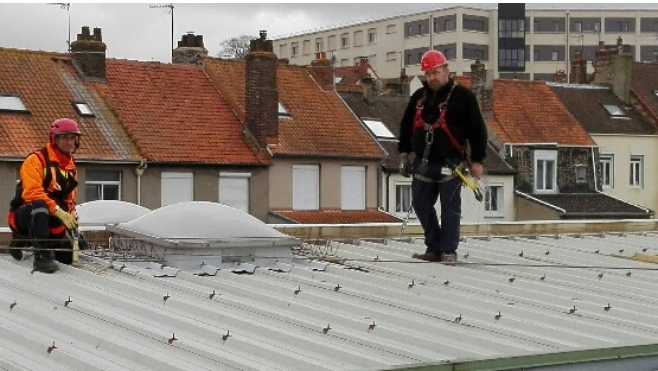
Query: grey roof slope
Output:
[[3, 231, 658, 370], [524, 192, 653, 218]]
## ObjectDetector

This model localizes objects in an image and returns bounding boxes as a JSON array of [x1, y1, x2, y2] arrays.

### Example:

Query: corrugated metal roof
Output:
[[3, 231, 658, 370]]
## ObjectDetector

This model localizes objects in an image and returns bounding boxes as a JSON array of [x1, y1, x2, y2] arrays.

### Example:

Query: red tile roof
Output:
[[89, 59, 268, 165], [0, 48, 140, 162], [492, 79, 595, 146], [271, 209, 403, 224], [201, 56, 385, 159]]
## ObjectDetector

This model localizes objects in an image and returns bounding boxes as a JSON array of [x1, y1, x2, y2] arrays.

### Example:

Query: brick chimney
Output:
[[592, 37, 633, 104], [470, 60, 493, 118], [361, 73, 374, 103], [310, 51, 333, 90], [570, 51, 587, 84], [70, 26, 106, 79], [400, 69, 410, 97], [245, 30, 278, 148], [172, 33, 208, 64]]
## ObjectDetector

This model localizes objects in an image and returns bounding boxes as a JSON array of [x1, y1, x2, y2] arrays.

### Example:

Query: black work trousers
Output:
[[12, 199, 72, 263]]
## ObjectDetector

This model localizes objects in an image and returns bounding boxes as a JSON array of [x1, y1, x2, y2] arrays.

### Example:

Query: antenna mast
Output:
[[149, 3, 175, 59]]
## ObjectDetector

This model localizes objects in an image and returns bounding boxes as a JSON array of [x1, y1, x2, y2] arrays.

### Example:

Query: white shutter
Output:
[[161, 172, 193, 206], [341, 166, 365, 210], [293, 165, 319, 210], [219, 173, 250, 213]]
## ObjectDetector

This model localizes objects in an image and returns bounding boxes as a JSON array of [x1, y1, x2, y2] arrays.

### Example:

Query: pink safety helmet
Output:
[[420, 50, 448, 72], [49, 118, 82, 149]]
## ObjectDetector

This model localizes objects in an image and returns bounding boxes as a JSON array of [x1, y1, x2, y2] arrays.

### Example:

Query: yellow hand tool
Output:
[[446, 160, 484, 202]]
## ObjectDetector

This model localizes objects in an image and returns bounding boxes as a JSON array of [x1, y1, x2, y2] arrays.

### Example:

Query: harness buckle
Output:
[[425, 130, 434, 144]]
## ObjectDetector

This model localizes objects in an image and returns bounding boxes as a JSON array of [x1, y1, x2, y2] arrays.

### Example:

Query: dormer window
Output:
[[74, 102, 94, 116], [602, 104, 627, 119], [278, 102, 291, 118], [0, 95, 28, 112], [362, 118, 395, 139]]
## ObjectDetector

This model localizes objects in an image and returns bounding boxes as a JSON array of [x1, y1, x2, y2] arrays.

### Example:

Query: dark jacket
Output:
[[398, 79, 487, 163]]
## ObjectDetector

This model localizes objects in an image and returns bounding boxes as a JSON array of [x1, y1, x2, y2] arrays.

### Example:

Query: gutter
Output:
[[514, 190, 566, 213]]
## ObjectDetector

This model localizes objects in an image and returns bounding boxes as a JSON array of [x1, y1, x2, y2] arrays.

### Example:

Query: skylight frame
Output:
[[74, 102, 94, 116], [0, 95, 28, 112], [601, 103, 627, 118], [362, 118, 396, 139], [278, 102, 291, 119]]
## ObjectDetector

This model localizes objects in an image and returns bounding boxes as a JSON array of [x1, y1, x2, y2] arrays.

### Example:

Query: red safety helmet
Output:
[[420, 50, 448, 72], [49, 118, 81, 148]]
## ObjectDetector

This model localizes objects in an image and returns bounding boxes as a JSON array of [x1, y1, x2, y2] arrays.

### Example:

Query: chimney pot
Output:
[[70, 26, 107, 79]]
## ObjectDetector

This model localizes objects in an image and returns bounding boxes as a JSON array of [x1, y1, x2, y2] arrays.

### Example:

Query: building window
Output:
[[575, 165, 587, 184], [630, 155, 644, 188], [396, 184, 412, 214], [315, 38, 324, 52], [534, 150, 557, 193], [386, 51, 397, 61], [341, 33, 349, 48], [620, 21, 629, 32], [534, 50, 540, 61], [600, 154, 614, 188], [418, 24, 423, 34], [353, 30, 363, 47], [499, 48, 525, 68], [279, 44, 287, 58], [85, 170, 121, 202], [552, 21, 560, 32], [327, 35, 336, 50], [293, 164, 319, 210], [368, 28, 377, 43], [386, 24, 396, 34], [594, 21, 601, 33], [533, 20, 540, 32], [445, 19, 453, 30], [291, 42, 299, 56], [161, 172, 193, 206], [443, 48, 454, 60], [0, 95, 28, 112], [302, 40, 311, 55], [551, 51, 559, 61], [574, 21, 582, 33], [341, 166, 365, 210], [219, 172, 250, 213], [406, 25, 413, 36], [499, 19, 524, 38], [484, 185, 503, 215]]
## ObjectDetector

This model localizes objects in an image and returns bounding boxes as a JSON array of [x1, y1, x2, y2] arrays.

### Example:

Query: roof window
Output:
[[602, 104, 627, 119], [362, 118, 395, 139], [278, 102, 291, 118], [74, 102, 94, 116], [0, 95, 28, 112]]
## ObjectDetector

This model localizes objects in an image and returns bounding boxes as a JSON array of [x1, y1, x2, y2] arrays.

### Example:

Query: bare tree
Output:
[[218, 35, 257, 60]]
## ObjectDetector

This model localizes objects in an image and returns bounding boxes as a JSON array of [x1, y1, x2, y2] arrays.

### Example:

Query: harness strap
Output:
[[414, 84, 462, 167]]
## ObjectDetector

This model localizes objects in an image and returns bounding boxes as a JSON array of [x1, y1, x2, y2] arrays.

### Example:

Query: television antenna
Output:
[[149, 3, 175, 56], [48, 3, 71, 53]]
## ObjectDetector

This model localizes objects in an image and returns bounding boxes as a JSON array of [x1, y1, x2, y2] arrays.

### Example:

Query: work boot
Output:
[[54, 240, 73, 265], [412, 251, 441, 262], [9, 240, 23, 261], [33, 249, 59, 273], [440, 252, 458, 266]]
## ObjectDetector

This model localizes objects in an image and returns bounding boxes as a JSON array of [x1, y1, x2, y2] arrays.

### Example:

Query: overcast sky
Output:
[[1, 2, 657, 63]]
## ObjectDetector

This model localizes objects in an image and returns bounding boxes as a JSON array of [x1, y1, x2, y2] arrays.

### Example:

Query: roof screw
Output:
[[9, 300, 17, 312], [626, 271, 632, 277], [464, 252, 469, 259], [209, 290, 216, 300], [494, 311, 502, 320], [64, 296, 72, 307], [408, 279, 415, 289], [294, 286, 301, 295], [167, 333, 177, 345], [518, 251, 524, 257], [47, 341, 57, 355], [444, 280, 450, 286], [368, 321, 377, 332], [508, 276, 515, 283], [604, 303, 612, 311], [334, 284, 341, 292], [454, 314, 462, 323], [163, 293, 170, 303], [568, 306, 577, 314], [594, 250, 600, 254], [545, 250, 550, 255], [222, 330, 230, 342], [540, 274, 546, 281], [323, 324, 332, 334], [618, 249, 624, 254], [374, 255, 379, 261], [598, 273, 604, 280], [642, 248, 648, 252]]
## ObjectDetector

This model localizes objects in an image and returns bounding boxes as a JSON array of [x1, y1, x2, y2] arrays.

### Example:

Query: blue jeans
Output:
[[411, 160, 462, 254]]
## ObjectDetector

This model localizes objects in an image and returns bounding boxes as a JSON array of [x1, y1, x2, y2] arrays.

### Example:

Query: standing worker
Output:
[[398, 50, 487, 264], [7, 118, 81, 273]]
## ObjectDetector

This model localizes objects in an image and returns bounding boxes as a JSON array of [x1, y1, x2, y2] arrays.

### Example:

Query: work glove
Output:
[[54, 207, 78, 229], [399, 154, 411, 178]]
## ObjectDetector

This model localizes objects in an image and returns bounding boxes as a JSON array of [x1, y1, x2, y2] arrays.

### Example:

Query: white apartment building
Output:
[[273, 5, 658, 80]]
